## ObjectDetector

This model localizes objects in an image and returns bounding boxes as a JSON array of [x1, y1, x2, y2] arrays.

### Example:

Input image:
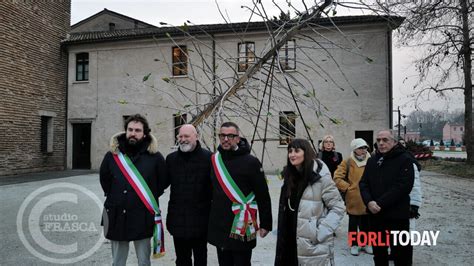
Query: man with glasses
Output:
[[207, 122, 272, 266], [359, 130, 415, 265]]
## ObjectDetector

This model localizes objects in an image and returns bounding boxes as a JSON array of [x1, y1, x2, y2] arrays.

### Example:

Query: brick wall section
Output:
[[0, 1, 71, 175]]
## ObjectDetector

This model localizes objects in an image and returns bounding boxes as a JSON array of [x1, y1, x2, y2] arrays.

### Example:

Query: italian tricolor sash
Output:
[[113, 152, 165, 258], [211, 152, 259, 241]]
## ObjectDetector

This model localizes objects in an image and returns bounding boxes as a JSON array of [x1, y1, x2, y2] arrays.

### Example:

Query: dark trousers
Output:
[[348, 214, 370, 246], [370, 217, 413, 266], [216, 247, 252, 266], [173, 236, 207, 266]]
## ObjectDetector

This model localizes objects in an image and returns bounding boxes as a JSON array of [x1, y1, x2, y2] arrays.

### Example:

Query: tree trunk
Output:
[[190, 0, 333, 126], [460, 0, 473, 164]]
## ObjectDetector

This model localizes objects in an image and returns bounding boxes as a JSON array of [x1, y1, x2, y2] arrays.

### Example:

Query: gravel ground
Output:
[[1, 170, 472, 265]]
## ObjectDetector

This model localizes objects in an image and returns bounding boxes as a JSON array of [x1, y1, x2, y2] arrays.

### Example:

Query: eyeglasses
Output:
[[357, 146, 368, 150], [218, 134, 238, 140]]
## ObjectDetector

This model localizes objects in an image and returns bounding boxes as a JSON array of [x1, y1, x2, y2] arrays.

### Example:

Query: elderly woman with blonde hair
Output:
[[317, 135, 343, 177]]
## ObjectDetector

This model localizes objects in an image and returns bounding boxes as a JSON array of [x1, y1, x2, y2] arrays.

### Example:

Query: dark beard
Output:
[[127, 137, 139, 146], [125, 137, 144, 154]]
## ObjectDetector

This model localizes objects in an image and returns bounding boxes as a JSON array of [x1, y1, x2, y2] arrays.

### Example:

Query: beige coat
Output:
[[333, 153, 369, 215], [296, 160, 346, 266]]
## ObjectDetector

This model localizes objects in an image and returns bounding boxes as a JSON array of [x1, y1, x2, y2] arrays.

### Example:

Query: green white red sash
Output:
[[113, 152, 165, 258], [211, 152, 259, 241]]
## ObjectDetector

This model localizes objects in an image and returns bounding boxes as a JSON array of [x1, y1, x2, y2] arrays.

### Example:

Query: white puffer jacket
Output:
[[409, 163, 422, 207], [296, 160, 346, 266]]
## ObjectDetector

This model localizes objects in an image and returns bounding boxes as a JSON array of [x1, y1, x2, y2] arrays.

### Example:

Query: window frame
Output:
[[172, 46, 188, 76], [279, 111, 296, 145], [237, 42, 256, 72], [278, 39, 296, 71], [40, 116, 54, 153], [76, 53, 89, 81], [173, 113, 187, 144]]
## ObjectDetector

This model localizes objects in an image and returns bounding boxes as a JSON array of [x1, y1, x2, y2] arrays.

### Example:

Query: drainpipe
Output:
[[387, 30, 393, 130], [62, 44, 69, 171], [212, 34, 217, 152]]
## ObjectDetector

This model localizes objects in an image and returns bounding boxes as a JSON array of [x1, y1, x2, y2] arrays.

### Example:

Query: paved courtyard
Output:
[[1, 170, 472, 265]]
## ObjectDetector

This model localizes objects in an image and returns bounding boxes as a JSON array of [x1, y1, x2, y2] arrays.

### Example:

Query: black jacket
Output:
[[99, 133, 166, 241], [359, 145, 415, 219], [207, 138, 273, 250], [318, 150, 342, 177], [165, 141, 212, 238]]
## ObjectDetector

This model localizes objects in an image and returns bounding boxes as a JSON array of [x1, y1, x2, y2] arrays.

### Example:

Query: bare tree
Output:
[[117, 0, 402, 167], [405, 109, 448, 140], [364, 0, 473, 163], [128, 1, 347, 149]]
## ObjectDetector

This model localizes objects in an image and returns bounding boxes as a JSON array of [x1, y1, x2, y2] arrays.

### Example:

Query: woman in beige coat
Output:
[[275, 139, 345, 266], [333, 138, 372, 256]]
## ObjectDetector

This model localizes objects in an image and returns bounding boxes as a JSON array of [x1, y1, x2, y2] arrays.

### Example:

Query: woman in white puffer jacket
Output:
[[275, 139, 345, 266]]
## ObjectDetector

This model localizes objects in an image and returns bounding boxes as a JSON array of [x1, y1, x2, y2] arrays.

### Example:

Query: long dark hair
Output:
[[282, 138, 317, 197]]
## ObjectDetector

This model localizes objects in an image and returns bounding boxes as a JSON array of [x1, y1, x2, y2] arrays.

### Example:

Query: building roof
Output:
[[71, 8, 157, 31], [445, 123, 464, 127], [63, 14, 404, 45]]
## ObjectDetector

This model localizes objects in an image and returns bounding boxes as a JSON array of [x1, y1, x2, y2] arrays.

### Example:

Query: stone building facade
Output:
[[0, 1, 70, 175], [63, 10, 403, 171]]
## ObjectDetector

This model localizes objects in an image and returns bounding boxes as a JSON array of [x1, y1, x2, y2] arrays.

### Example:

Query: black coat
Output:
[[207, 138, 273, 250], [99, 133, 166, 241], [165, 141, 212, 238], [318, 150, 342, 177], [359, 145, 415, 219]]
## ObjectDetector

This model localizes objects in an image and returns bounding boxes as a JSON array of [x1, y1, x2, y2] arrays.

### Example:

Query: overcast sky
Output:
[[71, 0, 464, 120]]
